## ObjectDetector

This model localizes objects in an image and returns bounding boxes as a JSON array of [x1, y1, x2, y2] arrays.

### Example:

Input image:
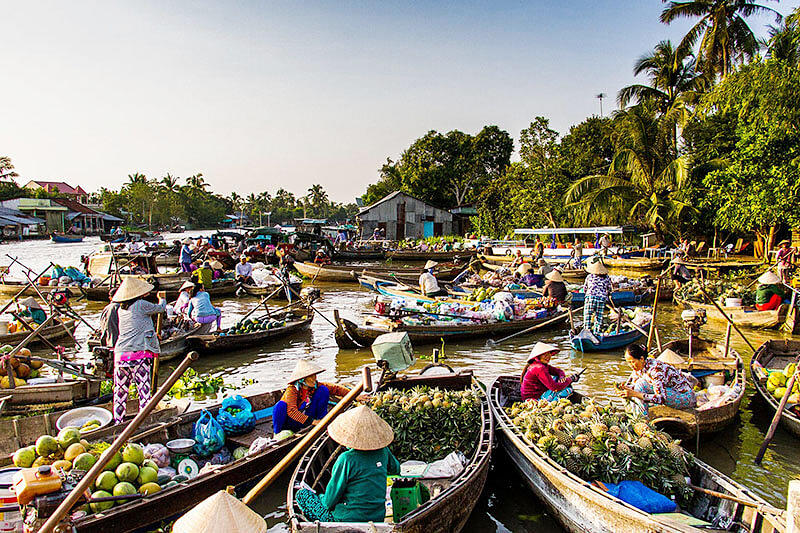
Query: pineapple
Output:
[[637, 436, 653, 450], [575, 433, 590, 448], [551, 429, 572, 447], [569, 445, 582, 455], [616, 442, 631, 455], [609, 425, 622, 435], [581, 446, 593, 457], [633, 421, 650, 437], [655, 431, 671, 444], [591, 423, 609, 439], [564, 453, 581, 472], [667, 441, 683, 459]]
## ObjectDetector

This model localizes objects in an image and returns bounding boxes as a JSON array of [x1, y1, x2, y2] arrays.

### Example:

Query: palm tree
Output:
[[161, 173, 179, 192], [0, 156, 19, 182], [228, 192, 243, 227], [274, 188, 295, 209], [126, 173, 147, 185], [186, 173, 208, 191], [763, 7, 800, 65], [565, 104, 695, 238], [660, 0, 781, 78], [306, 184, 329, 216], [245, 193, 258, 225]]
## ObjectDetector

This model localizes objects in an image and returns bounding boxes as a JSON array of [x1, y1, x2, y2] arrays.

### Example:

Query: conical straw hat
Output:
[[179, 281, 195, 291], [111, 277, 154, 302], [527, 342, 560, 363], [172, 490, 267, 533], [516, 263, 533, 275], [758, 271, 781, 285], [424, 260, 438, 270], [209, 260, 224, 270], [657, 348, 686, 366], [585, 257, 608, 275], [545, 270, 564, 282], [327, 405, 394, 450], [288, 359, 324, 383], [18, 297, 42, 310]]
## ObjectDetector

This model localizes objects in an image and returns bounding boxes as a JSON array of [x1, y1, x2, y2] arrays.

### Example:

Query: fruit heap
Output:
[[222, 317, 285, 336], [507, 397, 693, 502], [524, 296, 558, 310], [675, 278, 756, 306], [12, 427, 98, 471], [85, 443, 164, 513], [368, 386, 481, 463], [464, 287, 500, 302], [765, 363, 799, 403], [0, 346, 43, 388]]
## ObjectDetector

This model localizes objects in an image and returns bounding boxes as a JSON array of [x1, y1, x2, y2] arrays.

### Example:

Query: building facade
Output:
[[357, 191, 454, 241], [24, 180, 89, 203], [1, 198, 68, 233]]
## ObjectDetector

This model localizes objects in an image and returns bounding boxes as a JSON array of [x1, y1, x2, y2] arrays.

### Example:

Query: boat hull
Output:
[[751, 339, 800, 438], [569, 324, 647, 352], [0, 318, 77, 347], [675, 297, 788, 329], [187, 315, 312, 355]]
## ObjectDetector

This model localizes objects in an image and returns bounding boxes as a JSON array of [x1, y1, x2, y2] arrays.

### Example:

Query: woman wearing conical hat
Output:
[[16, 296, 46, 325], [419, 260, 446, 297], [295, 405, 400, 523], [272, 360, 351, 434], [755, 271, 786, 311], [775, 239, 795, 284], [618, 344, 696, 412], [541, 269, 568, 304], [669, 255, 692, 289], [520, 342, 580, 401], [582, 257, 612, 335], [112, 277, 167, 424]]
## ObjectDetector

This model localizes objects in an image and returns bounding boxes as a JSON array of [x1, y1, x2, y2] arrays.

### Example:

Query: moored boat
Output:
[[750, 339, 800, 438], [1, 375, 101, 406], [603, 256, 668, 272], [674, 297, 789, 330], [239, 280, 303, 299], [0, 318, 77, 347], [333, 248, 386, 261], [385, 249, 475, 262], [293, 261, 464, 284], [570, 322, 649, 352], [287, 369, 493, 533], [51, 233, 84, 243], [489, 376, 786, 533]]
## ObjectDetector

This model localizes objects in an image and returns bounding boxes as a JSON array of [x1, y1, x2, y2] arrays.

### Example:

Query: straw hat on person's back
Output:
[[288, 359, 324, 383], [209, 260, 224, 270], [327, 405, 394, 450], [585, 256, 608, 275], [758, 271, 781, 285], [111, 277, 154, 302], [424, 260, 438, 270], [179, 281, 195, 292], [18, 297, 42, 310], [545, 270, 564, 283], [172, 489, 267, 533]]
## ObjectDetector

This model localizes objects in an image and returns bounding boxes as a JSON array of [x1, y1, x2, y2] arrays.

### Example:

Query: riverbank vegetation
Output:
[[362, 2, 800, 255]]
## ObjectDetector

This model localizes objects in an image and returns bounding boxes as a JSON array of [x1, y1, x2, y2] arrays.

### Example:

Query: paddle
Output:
[[696, 283, 757, 353], [686, 483, 785, 516], [487, 306, 583, 347], [237, 285, 286, 324], [755, 355, 800, 465], [241, 366, 372, 504], [38, 352, 199, 533]]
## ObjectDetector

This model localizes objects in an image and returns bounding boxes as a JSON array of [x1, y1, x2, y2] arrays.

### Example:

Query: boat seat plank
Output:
[[226, 420, 274, 447]]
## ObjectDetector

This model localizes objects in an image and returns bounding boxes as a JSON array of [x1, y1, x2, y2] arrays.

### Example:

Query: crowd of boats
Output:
[[0, 227, 798, 533]]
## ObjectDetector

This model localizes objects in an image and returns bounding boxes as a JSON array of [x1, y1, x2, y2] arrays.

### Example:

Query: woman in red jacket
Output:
[[520, 342, 580, 401]]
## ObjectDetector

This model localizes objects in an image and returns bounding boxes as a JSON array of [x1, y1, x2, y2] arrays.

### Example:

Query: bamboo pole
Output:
[[646, 276, 663, 350], [38, 352, 199, 533], [0, 263, 53, 315], [242, 367, 370, 504], [696, 283, 757, 352], [755, 358, 800, 465], [488, 306, 584, 346]]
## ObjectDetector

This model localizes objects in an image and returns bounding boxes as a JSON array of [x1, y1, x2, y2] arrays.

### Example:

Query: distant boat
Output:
[[51, 233, 84, 243]]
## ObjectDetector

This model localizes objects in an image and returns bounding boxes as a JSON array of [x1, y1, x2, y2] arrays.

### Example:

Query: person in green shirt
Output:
[[17, 297, 47, 325], [296, 405, 399, 523], [191, 261, 213, 290], [755, 271, 786, 311]]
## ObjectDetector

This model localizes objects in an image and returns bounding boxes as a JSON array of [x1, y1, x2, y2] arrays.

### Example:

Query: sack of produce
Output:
[[143, 443, 170, 468], [216, 395, 256, 436], [192, 410, 226, 456]]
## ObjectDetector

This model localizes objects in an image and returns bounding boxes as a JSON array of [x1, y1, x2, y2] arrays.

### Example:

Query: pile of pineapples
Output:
[[507, 397, 694, 502]]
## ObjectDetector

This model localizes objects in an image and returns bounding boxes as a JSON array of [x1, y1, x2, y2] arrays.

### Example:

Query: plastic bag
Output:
[[603, 481, 677, 513], [192, 410, 225, 456], [50, 265, 65, 279], [144, 443, 170, 468], [216, 395, 256, 436]]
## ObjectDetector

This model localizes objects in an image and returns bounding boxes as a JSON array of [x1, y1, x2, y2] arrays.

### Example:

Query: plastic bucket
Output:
[[38, 276, 50, 286], [0, 467, 22, 532], [725, 298, 742, 308]]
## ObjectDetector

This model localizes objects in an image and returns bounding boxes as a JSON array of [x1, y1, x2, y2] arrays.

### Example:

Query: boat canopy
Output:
[[513, 226, 631, 235]]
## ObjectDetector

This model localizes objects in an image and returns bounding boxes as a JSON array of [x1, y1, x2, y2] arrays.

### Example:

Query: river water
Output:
[[1, 234, 798, 531]]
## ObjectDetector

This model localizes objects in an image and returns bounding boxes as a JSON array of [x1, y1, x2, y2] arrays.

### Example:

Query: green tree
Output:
[[557, 116, 615, 180], [565, 104, 694, 238], [0, 156, 19, 182], [763, 7, 800, 65], [660, 0, 781, 78], [519, 117, 559, 174], [363, 158, 403, 206]]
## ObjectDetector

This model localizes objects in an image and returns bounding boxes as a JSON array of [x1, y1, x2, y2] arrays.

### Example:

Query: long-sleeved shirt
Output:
[[114, 299, 166, 356], [235, 262, 253, 278], [191, 267, 213, 289], [625, 358, 694, 405], [419, 272, 440, 294], [99, 302, 120, 348], [324, 447, 400, 522], [20, 308, 47, 325], [172, 291, 191, 314], [186, 291, 219, 319], [583, 274, 613, 300], [179, 245, 193, 264], [756, 283, 785, 305], [521, 361, 572, 401], [280, 382, 350, 425], [541, 281, 567, 302]]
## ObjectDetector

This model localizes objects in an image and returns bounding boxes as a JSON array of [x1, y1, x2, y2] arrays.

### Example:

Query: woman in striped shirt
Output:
[[273, 360, 350, 434]]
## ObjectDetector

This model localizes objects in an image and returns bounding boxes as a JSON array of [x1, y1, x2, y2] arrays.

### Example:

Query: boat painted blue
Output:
[[569, 322, 649, 352], [51, 234, 84, 243]]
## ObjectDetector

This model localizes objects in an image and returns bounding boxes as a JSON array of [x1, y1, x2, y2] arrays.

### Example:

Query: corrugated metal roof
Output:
[[0, 207, 45, 225]]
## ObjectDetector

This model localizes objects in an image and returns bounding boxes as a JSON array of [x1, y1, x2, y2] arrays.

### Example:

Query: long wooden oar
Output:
[[242, 367, 371, 504], [646, 276, 663, 350], [38, 352, 199, 533], [237, 286, 285, 324], [487, 306, 583, 346], [687, 483, 785, 515], [606, 300, 651, 338], [696, 283, 757, 352], [0, 263, 53, 315], [755, 356, 800, 465]]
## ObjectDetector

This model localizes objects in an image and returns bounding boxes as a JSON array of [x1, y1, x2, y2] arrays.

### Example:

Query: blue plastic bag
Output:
[[50, 265, 65, 279], [604, 481, 677, 514], [216, 395, 256, 436], [192, 410, 225, 456]]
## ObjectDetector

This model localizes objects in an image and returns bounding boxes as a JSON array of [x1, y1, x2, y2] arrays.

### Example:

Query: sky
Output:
[[2, 0, 796, 204]]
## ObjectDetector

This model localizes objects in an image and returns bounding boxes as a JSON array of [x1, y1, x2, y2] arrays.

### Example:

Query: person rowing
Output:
[[755, 271, 787, 311], [419, 260, 447, 297], [581, 256, 612, 336], [616, 344, 697, 413], [520, 342, 581, 401], [272, 360, 351, 434]]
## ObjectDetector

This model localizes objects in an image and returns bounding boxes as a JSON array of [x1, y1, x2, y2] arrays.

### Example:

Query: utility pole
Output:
[[596, 93, 606, 117]]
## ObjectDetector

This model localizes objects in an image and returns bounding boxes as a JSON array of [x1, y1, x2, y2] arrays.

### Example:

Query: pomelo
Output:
[[64, 443, 86, 462], [121, 443, 144, 465], [35, 435, 59, 457], [96, 471, 118, 492], [112, 481, 137, 505], [138, 482, 161, 495], [12, 446, 36, 468], [52, 459, 72, 471], [89, 490, 114, 513], [142, 459, 159, 472], [136, 466, 158, 485], [73, 452, 97, 471], [103, 450, 122, 471], [115, 462, 139, 483], [57, 427, 81, 449]]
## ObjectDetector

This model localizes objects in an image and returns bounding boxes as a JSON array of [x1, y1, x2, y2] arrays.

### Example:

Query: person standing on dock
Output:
[[776, 240, 795, 284], [272, 360, 351, 434], [179, 238, 194, 273], [112, 278, 166, 424], [582, 257, 612, 335]]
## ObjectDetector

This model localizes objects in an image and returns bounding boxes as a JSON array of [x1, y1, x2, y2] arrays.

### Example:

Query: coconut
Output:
[[73, 452, 97, 471], [35, 435, 60, 457], [13, 446, 36, 468], [122, 443, 145, 466], [113, 481, 137, 505], [58, 427, 82, 450], [90, 490, 114, 513]]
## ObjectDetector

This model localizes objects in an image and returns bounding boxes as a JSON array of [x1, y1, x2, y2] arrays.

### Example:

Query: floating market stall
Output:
[[293, 261, 464, 284], [674, 280, 790, 330], [489, 376, 786, 533], [751, 340, 800, 438]]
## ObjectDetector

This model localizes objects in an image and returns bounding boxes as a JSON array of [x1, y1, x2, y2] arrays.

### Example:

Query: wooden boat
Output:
[[571, 288, 652, 307], [0, 397, 181, 462], [569, 322, 649, 352], [385, 249, 475, 262], [2, 376, 102, 406], [333, 248, 386, 261], [0, 318, 77, 347], [648, 337, 746, 438], [187, 309, 313, 355], [294, 261, 464, 283], [51, 233, 84, 243], [35, 389, 319, 533], [333, 308, 567, 348], [80, 276, 230, 301], [87, 322, 211, 362], [239, 280, 303, 299], [751, 339, 800, 438], [287, 369, 493, 533], [674, 297, 789, 330], [603, 256, 667, 271], [489, 376, 786, 533], [479, 259, 587, 282], [0, 280, 41, 297]]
